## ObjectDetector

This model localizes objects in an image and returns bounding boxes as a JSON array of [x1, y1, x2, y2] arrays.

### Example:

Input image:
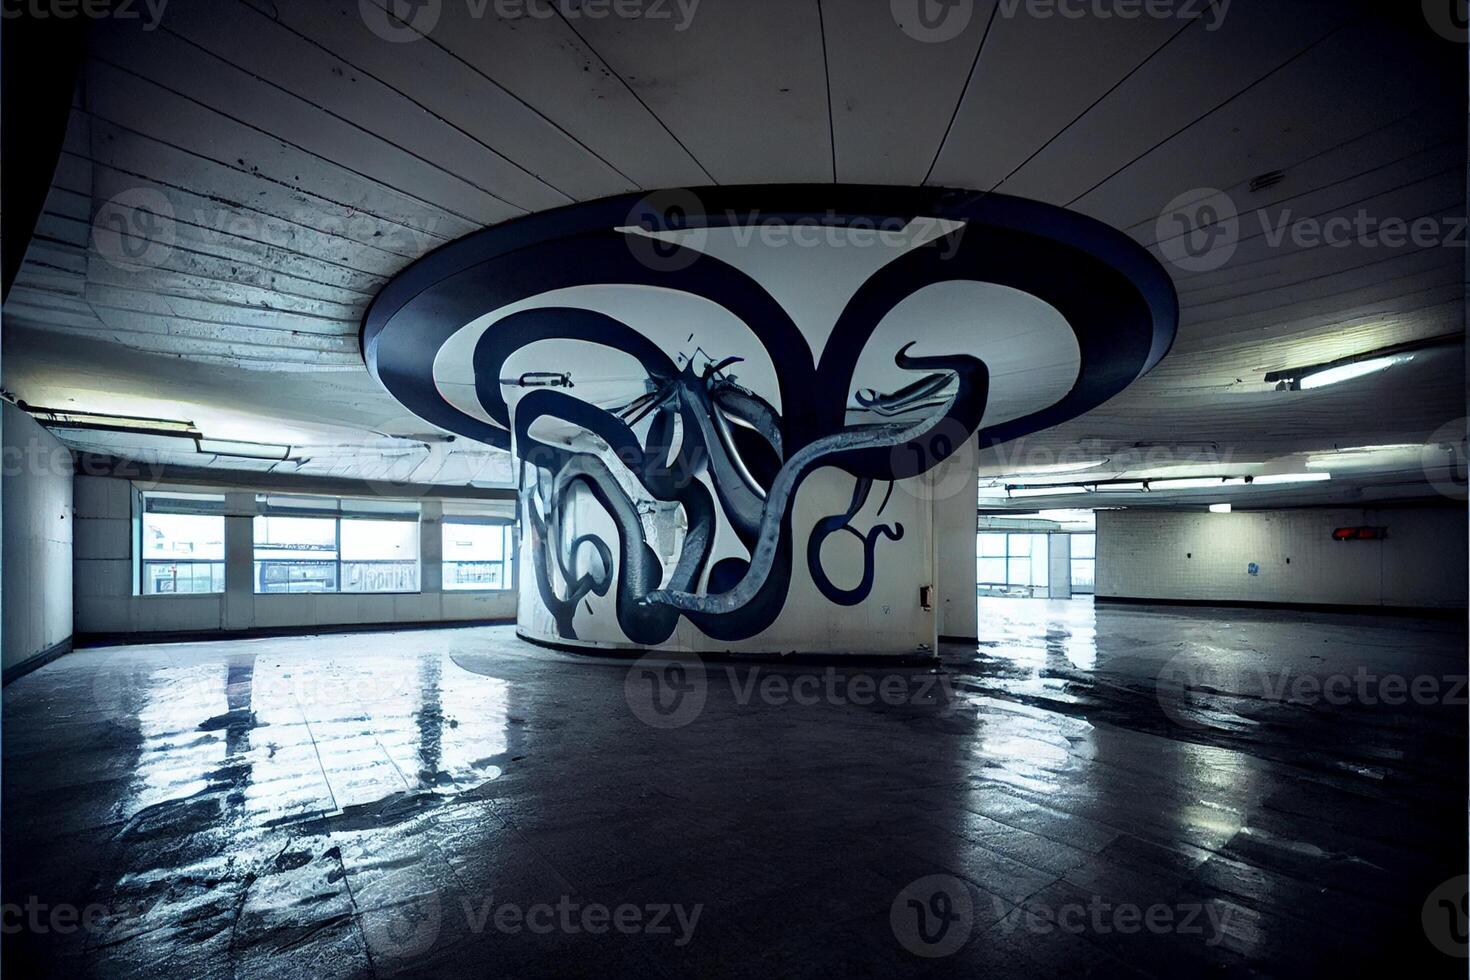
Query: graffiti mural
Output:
[[362, 186, 1178, 653]]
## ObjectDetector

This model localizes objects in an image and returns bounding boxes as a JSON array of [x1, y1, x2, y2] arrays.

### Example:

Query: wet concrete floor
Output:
[[3, 598, 1465, 977]]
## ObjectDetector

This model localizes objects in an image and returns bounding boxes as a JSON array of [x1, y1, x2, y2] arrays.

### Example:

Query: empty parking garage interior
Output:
[[1, 1, 1468, 977]]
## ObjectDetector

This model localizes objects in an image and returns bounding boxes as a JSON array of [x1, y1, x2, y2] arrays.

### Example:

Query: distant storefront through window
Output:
[[253, 495, 419, 594]]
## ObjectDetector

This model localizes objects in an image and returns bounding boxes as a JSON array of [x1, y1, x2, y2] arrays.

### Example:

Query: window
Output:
[[253, 495, 419, 594], [976, 532, 1049, 597], [1070, 533, 1096, 594], [442, 520, 516, 591], [139, 492, 225, 595]]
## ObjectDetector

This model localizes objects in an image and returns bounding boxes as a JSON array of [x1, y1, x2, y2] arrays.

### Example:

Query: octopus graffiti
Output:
[[362, 186, 1177, 653]]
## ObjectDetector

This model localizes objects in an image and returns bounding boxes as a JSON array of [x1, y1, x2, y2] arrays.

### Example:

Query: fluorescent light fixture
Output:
[[1298, 354, 1411, 390], [1147, 477, 1227, 490], [1008, 485, 1089, 498], [1251, 472, 1331, 485], [195, 438, 294, 461], [1008, 458, 1109, 476], [25, 406, 199, 436], [1095, 482, 1147, 492], [1209, 503, 1232, 514]]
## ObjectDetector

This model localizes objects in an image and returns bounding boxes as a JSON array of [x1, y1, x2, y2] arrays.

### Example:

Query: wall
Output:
[[3, 403, 73, 672], [74, 475, 516, 638], [1097, 506, 1468, 609]]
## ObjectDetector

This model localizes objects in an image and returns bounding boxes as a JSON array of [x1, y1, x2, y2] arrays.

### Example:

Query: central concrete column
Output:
[[932, 438, 979, 642]]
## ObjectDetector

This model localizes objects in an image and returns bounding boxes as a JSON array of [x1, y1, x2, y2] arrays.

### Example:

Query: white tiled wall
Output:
[[1096, 507, 1468, 609], [73, 475, 516, 637]]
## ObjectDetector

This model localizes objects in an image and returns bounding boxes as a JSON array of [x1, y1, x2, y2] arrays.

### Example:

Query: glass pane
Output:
[[340, 519, 418, 593], [1031, 545, 1049, 588], [442, 522, 504, 562], [255, 516, 337, 556], [1007, 534, 1031, 556], [141, 504, 224, 595], [443, 521, 511, 591], [254, 516, 338, 594], [977, 558, 1006, 585], [340, 519, 418, 561], [341, 560, 418, 593], [1071, 559, 1095, 593], [1073, 533, 1096, 558], [978, 533, 1007, 558], [254, 560, 338, 594], [1007, 558, 1030, 586]]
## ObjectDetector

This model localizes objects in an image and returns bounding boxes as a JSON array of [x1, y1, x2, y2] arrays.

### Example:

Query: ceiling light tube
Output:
[[1008, 485, 1090, 498], [1008, 458, 1109, 476], [1209, 503, 1232, 514], [1251, 472, 1331, 485], [1146, 477, 1227, 490], [1297, 355, 1411, 390]]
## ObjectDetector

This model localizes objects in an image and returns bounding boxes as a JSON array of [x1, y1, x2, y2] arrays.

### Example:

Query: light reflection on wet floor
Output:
[[4, 599, 1465, 978]]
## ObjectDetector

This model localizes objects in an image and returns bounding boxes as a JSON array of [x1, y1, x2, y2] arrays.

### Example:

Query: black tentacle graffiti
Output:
[[360, 186, 1180, 649]]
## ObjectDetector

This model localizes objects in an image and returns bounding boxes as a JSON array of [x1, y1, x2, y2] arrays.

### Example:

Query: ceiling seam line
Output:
[[1063, 18, 1363, 208], [148, 25, 570, 209], [1156, 173, 1466, 259], [1183, 265, 1465, 315], [225, 2, 588, 203], [348, 0, 643, 190], [921, 0, 1001, 187], [1121, 114, 1454, 235], [59, 142, 436, 268], [1181, 283, 1465, 330], [816, 0, 836, 183], [1176, 247, 1466, 302], [986, 14, 1204, 193], [88, 56, 523, 229], [550, 8, 718, 185], [41, 207, 387, 297], [74, 106, 482, 243]]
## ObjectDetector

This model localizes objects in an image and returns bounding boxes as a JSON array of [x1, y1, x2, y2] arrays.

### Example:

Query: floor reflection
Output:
[[3, 603, 1465, 979]]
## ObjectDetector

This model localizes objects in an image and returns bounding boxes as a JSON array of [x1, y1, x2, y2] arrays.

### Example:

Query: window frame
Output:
[[441, 517, 517, 593], [136, 492, 227, 598], [252, 495, 422, 596]]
